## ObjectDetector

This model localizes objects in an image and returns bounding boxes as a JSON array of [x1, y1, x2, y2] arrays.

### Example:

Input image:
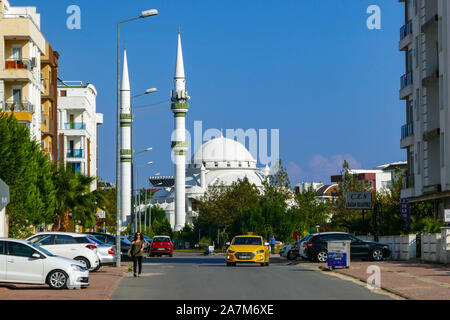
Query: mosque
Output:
[[149, 32, 270, 230], [150, 136, 270, 229]]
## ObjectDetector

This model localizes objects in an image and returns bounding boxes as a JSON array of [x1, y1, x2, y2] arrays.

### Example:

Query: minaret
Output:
[[120, 49, 133, 224], [171, 30, 190, 231]]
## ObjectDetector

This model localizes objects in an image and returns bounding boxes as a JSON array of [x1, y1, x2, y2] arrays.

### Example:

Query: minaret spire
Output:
[[171, 30, 190, 231], [120, 48, 133, 225]]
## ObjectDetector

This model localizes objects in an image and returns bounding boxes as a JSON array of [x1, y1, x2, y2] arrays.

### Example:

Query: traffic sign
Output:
[[0, 179, 10, 211]]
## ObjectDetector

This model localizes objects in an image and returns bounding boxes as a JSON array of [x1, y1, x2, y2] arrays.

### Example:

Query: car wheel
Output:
[[92, 264, 101, 272], [74, 257, 91, 270], [287, 250, 296, 260], [226, 262, 231, 267], [47, 270, 69, 290], [315, 250, 328, 263], [169, 253, 173, 257], [370, 249, 384, 261]]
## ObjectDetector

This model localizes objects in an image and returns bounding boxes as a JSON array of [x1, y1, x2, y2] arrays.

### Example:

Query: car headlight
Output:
[[256, 250, 265, 254], [227, 250, 235, 254], [70, 264, 85, 272]]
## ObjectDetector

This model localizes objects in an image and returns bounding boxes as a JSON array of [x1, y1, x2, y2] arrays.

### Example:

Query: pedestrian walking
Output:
[[130, 232, 145, 277], [270, 235, 276, 253]]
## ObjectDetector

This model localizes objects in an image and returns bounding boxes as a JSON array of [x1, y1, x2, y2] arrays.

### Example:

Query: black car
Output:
[[304, 232, 391, 262], [85, 232, 131, 259]]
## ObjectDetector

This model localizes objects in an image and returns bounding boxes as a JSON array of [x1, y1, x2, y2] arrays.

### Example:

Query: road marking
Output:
[[125, 273, 165, 278]]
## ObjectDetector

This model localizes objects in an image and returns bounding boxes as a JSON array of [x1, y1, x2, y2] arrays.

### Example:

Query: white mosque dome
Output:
[[191, 137, 257, 168]]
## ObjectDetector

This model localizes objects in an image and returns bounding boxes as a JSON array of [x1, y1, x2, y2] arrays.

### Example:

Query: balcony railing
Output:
[[400, 20, 412, 40], [67, 149, 84, 158], [401, 72, 413, 89], [1, 101, 34, 113], [401, 123, 414, 139], [4, 59, 31, 70], [65, 123, 86, 130]]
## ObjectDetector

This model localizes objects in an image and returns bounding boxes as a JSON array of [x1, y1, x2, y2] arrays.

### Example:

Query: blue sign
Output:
[[327, 252, 348, 268]]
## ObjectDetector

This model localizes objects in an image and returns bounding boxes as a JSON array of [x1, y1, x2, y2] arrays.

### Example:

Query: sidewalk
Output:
[[313, 260, 450, 300], [0, 265, 128, 300]]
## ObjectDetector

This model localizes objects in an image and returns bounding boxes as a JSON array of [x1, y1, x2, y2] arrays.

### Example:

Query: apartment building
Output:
[[41, 43, 59, 162], [57, 82, 104, 190], [398, 0, 450, 217], [0, 0, 45, 142]]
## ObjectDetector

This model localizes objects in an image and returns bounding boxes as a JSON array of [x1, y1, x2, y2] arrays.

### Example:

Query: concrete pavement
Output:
[[312, 260, 450, 300], [0, 265, 128, 300], [111, 253, 393, 300]]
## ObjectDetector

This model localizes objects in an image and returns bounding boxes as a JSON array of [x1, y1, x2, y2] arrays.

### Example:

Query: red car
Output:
[[149, 236, 173, 257]]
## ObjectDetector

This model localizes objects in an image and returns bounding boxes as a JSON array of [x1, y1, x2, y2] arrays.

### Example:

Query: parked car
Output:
[[84, 235, 116, 268], [143, 235, 152, 253], [279, 242, 297, 260], [85, 232, 131, 260], [299, 235, 313, 260], [25, 232, 100, 272], [0, 238, 89, 289], [303, 232, 391, 263], [149, 236, 173, 257], [289, 236, 311, 260]]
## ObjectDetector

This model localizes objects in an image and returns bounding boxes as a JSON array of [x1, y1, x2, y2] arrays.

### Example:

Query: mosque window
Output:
[[227, 162, 231, 167], [238, 162, 242, 167], [215, 162, 218, 168]]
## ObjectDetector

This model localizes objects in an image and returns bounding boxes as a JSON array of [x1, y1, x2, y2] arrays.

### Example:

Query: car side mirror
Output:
[[32, 253, 43, 259]]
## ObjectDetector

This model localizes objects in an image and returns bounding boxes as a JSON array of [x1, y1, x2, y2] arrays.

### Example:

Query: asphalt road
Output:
[[111, 253, 392, 300]]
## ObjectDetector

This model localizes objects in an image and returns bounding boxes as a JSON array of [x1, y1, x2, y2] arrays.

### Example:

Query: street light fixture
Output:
[[132, 88, 158, 100], [116, 9, 158, 268]]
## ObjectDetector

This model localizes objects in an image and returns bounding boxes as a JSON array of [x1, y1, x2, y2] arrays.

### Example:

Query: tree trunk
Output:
[[59, 210, 70, 232]]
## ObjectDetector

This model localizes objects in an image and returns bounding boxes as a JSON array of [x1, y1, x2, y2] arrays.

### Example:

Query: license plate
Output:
[[158, 248, 165, 250], [241, 256, 250, 259]]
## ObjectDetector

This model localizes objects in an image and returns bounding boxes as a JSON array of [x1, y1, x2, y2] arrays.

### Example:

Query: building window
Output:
[[60, 90, 67, 97], [417, 142, 421, 174], [415, 36, 419, 68], [441, 133, 445, 168], [416, 89, 420, 120], [69, 162, 82, 174]]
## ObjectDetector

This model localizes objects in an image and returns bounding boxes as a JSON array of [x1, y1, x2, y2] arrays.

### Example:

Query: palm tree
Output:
[[52, 162, 97, 231]]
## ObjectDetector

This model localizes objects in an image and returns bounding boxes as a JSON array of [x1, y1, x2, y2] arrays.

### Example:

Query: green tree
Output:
[[0, 114, 56, 237]]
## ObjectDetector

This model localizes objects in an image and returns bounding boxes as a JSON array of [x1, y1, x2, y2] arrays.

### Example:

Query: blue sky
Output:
[[13, 0, 405, 186]]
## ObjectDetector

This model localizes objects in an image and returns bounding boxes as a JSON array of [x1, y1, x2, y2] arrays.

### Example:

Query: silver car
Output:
[[85, 235, 117, 270]]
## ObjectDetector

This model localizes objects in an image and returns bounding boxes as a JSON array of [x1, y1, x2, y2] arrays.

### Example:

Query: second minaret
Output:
[[171, 30, 190, 231]]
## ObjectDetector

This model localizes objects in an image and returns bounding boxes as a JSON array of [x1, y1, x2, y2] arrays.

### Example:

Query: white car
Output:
[[26, 232, 100, 272], [0, 238, 89, 289]]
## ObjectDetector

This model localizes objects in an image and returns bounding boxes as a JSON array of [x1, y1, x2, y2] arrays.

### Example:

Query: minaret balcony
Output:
[[171, 102, 189, 113], [171, 141, 189, 151]]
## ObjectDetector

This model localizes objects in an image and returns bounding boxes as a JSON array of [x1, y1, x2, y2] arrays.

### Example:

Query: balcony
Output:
[[401, 123, 414, 149], [1, 100, 35, 113], [67, 149, 84, 158], [64, 123, 86, 130], [400, 72, 413, 100], [401, 123, 414, 139], [5, 59, 32, 70], [399, 20, 413, 51]]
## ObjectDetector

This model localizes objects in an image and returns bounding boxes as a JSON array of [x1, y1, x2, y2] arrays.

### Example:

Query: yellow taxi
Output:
[[226, 235, 270, 267]]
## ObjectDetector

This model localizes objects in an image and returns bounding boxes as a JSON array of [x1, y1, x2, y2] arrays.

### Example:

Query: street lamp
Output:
[[136, 161, 153, 233], [132, 88, 158, 100], [116, 9, 158, 268], [132, 148, 153, 234]]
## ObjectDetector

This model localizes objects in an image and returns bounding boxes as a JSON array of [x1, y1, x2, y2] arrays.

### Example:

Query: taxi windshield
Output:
[[232, 237, 262, 246]]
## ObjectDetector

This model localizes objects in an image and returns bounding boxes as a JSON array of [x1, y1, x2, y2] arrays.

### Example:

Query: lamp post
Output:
[[136, 161, 153, 233], [116, 9, 158, 267], [132, 148, 152, 233]]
